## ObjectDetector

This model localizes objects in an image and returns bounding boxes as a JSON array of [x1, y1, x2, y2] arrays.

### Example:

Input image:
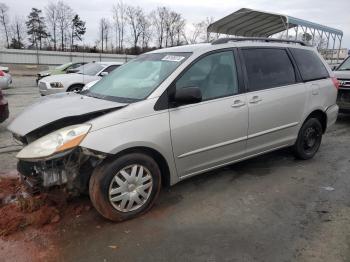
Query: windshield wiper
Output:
[[338, 68, 350, 71]]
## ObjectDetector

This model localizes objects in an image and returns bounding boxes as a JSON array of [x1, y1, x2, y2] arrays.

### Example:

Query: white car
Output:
[[0, 67, 12, 90], [0, 66, 9, 73], [38, 62, 123, 96]]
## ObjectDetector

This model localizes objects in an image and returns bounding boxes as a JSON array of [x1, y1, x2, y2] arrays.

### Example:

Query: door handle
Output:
[[231, 100, 246, 108], [249, 96, 262, 104]]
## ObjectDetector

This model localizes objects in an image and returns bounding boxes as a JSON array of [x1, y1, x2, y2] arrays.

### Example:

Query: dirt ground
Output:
[[1, 76, 350, 262]]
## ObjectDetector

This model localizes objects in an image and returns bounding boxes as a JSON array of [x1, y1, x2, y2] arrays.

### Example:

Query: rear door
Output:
[[240, 47, 307, 155], [289, 48, 335, 110]]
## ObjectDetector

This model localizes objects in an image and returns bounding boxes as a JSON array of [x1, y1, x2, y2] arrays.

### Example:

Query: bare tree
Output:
[[165, 11, 185, 47], [201, 17, 219, 42], [140, 14, 151, 50], [10, 16, 25, 48], [183, 21, 206, 44], [99, 18, 110, 53], [174, 17, 186, 46], [315, 34, 328, 50], [56, 1, 74, 51], [0, 3, 10, 48], [45, 1, 59, 50], [112, 0, 126, 53], [126, 5, 144, 53], [151, 7, 168, 48], [150, 7, 185, 48]]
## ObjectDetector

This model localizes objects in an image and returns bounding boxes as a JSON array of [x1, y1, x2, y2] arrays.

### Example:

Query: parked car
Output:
[[0, 70, 12, 90], [0, 87, 9, 123], [334, 56, 350, 112], [82, 79, 99, 91], [36, 62, 87, 84], [0, 65, 9, 73], [8, 38, 338, 221], [38, 61, 123, 96]]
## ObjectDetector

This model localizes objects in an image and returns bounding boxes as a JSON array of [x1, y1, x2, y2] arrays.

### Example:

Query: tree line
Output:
[[0, 1, 219, 55]]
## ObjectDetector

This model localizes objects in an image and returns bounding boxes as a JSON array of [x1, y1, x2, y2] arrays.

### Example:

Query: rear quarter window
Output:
[[242, 48, 296, 92], [290, 48, 329, 82]]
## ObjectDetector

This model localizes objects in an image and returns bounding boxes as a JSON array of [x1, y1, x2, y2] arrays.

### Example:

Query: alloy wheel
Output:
[[108, 164, 153, 212]]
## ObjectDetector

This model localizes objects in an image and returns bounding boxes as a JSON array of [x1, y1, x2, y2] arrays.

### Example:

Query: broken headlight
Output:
[[16, 124, 91, 160]]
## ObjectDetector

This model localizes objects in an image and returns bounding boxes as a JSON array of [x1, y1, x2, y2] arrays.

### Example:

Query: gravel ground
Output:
[[1, 76, 350, 262], [0, 77, 39, 172]]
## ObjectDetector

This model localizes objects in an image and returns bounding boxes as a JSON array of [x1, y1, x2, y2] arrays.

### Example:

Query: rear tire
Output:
[[89, 153, 161, 221], [293, 117, 323, 160]]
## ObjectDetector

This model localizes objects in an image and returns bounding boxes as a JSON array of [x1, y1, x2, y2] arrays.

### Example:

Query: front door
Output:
[[169, 50, 248, 178]]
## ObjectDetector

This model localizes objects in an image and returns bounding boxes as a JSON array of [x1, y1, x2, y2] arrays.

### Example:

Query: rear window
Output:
[[242, 48, 296, 92], [290, 48, 329, 81]]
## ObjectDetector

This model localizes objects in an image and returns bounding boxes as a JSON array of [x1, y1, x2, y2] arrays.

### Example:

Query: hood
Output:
[[39, 70, 52, 76], [8, 92, 127, 137], [334, 71, 350, 79]]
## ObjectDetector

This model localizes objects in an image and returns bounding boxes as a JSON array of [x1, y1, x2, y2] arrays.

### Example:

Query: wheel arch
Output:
[[105, 146, 171, 188], [304, 109, 327, 133], [66, 83, 85, 92]]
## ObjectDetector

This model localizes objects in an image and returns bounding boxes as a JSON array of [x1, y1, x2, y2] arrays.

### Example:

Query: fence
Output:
[[0, 49, 135, 66]]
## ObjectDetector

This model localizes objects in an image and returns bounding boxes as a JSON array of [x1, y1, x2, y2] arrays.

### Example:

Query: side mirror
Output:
[[100, 71, 109, 77], [174, 87, 202, 106]]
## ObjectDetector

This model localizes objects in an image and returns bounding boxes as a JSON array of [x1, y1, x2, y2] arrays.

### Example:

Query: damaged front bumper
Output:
[[17, 148, 106, 194]]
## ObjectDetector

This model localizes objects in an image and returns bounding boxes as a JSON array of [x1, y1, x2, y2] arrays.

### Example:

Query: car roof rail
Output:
[[211, 37, 309, 46]]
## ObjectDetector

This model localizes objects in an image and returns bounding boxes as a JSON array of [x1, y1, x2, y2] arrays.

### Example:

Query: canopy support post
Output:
[[336, 35, 343, 65], [294, 26, 299, 40], [311, 28, 316, 46], [330, 34, 336, 66]]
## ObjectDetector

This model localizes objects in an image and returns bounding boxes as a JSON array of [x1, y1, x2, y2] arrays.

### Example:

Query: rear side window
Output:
[[242, 48, 296, 92], [290, 48, 329, 81]]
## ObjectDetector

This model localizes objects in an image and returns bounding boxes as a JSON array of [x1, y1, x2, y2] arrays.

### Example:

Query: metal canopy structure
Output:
[[208, 8, 344, 64]]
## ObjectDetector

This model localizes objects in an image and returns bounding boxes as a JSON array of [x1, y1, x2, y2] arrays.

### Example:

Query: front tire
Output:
[[293, 118, 323, 160], [67, 84, 84, 92], [89, 153, 161, 221]]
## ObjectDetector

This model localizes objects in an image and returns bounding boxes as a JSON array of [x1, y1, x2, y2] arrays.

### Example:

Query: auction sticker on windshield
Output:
[[162, 55, 185, 62]]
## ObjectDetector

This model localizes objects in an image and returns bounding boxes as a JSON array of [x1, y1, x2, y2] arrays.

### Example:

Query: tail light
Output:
[[0, 70, 4, 77], [331, 77, 340, 90]]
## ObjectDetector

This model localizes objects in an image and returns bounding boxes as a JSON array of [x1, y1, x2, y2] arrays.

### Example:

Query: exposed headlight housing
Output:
[[50, 82, 64, 88], [16, 124, 91, 160]]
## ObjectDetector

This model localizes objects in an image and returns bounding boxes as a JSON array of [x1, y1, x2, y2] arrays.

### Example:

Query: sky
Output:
[[3, 0, 350, 48]]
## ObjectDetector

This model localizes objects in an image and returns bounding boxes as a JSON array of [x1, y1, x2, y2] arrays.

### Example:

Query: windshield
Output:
[[84, 52, 191, 102], [338, 57, 350, 71], [76, 63, 104, 76], [55, 63, 72, 70]]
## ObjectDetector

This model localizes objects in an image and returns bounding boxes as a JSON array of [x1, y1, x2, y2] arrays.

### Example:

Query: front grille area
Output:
[[39, 81, 47, 91], [338, 79, 350, 89]]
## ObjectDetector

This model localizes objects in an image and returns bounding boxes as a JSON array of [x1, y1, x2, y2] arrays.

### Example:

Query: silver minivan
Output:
[[8, 38, 339, 221]]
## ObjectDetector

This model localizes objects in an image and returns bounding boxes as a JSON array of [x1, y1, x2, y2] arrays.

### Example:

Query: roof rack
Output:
[[211, 37, 309, 46]]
